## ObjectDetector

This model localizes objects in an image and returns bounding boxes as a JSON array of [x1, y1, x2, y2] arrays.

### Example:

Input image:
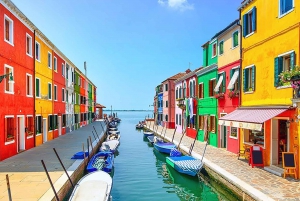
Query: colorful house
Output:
[[162, 72, 186, 129], [74, 69, 81, 130], [197, 39, 218, 147], [157, 85, 163, 125], [219, 0, 299, 174], [215, 20, 241, 154], [174, 79, 184, 133], [0, 2, 35, 160]]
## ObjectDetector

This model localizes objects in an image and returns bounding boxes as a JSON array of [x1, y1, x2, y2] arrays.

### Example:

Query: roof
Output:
[[162, 72, 187, 83], [174, 67, 203, 83], [211, 19, 240, 40], [95, 103, 106, 108], [238, 0, 254, 10]]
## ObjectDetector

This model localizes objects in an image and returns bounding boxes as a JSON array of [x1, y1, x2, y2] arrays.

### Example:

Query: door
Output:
[[58, 116, 61, 136], [271, 119, 278, 165], [18, 116, 25, 152], [43, 118, 47, 143], [278, 120, 288, 165], [222, 126, 227, 148]]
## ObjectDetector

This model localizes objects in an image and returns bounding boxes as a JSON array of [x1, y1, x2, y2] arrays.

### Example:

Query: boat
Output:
[[100, 140, 120, 153], [106, 133, 120, 141], [109, 127, 118, 131], [136, 124, 144, 129], [108, 121, 117, 128], [86, 151, 114, 173], [108, 130, 120, 134], [166, 155, 203, 177], [154, 141, 176, 154], [147, 135, 155, 144], [143, 130, 154, 137], [68, 170, 113, 201]]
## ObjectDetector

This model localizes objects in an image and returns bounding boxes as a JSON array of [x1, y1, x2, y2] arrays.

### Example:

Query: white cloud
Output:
[[158, 0, 194, 12]]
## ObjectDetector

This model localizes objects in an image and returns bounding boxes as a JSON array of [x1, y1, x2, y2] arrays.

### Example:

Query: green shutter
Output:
[[48, 84, 51, 99], [252, 6, 257, 32], [274, 57, 279, 87], [36, 79, 39, 96], [243, 14, 248, 37], [278, 57, 283, 78], [243, 69, 248, 92], [291, 51, 295, 70], [252, 66, 256, 91], [237, 68, 240, 90], [234, 32, 238, 46], [222, 72, 226, 93]]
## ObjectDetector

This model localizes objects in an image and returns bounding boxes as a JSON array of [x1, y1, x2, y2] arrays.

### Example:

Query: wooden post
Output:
[[53, 148, 74, 187], [89, 136, 93, 151], [87, 138, 90, 160], [82, 143, 86, 165], [41, 160, 60, 201], [171, 126, 177, 143], [6, 174, 12, 201]]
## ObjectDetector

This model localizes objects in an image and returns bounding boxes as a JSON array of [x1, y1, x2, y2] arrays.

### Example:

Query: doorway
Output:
[[271, 119, 288, 167], [58, 116, 61, 136], [43, 118, 47, 143], [17, 116, 25, 152], [220, 113, 227, 148]]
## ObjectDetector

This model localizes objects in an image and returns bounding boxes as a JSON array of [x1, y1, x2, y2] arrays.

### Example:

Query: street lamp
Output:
[[0, 72, 14, 83]]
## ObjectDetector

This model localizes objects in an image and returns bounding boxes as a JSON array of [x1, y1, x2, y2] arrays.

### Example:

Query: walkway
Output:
[[0, 120, 106, 201], [146, 123, 300, 201]]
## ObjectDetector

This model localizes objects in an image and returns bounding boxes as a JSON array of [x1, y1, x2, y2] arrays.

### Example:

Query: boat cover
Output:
[[72, 180, 108, 201], [174, 159, 203, 175]]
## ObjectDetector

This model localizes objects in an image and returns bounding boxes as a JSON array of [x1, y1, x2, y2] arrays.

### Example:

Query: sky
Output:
[[12, 0, 241, 110]]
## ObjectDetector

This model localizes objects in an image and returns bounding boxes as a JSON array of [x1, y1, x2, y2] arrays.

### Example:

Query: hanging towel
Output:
[[189, 98, 193, 124], [185, 99, 189, 118]]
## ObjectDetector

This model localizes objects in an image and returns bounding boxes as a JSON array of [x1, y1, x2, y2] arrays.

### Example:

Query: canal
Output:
[[111, 111, 234, 201]]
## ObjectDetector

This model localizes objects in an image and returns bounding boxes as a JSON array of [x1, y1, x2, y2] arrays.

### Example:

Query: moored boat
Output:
[[109, 130, 120, 134], [166, 155, 203, 177], [100, 140, 120, 153], [136, 124, 144, 129], [154, 141, 176, 154], [69, 170, 113, 201], [143, 130, 154, 137], [106, 133, 121, 141], [86, 151, 114, 173]]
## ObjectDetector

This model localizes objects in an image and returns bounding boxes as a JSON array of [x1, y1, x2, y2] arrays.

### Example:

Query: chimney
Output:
[[185, 69, 191, 74], [84, 61, 87, 76]]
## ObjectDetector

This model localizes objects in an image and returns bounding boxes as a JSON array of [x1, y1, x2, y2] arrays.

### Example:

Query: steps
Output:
[[264, 165, 284, 177]]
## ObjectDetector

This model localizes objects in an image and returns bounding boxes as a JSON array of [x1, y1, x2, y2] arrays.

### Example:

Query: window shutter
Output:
[[208, 116, 211, 132], [243, 14, 248, 37], [222, 72, 226, 92], [274, 57, 279, 87], [209, 81, 213, 96], [291, 51, 295, 69], [252, 6, 257, 32], [243, 69, 248, 92], [41, 117, 43, 133], [237, 69, 240, 90], [252, 66, 256, 91], [278, 56, 283, 77]]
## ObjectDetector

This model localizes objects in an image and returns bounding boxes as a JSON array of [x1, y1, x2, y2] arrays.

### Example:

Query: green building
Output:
[[74, 70, 81, 130]]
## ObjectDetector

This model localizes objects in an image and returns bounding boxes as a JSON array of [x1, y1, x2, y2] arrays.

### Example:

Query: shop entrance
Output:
[[271, 119, 288, 167]]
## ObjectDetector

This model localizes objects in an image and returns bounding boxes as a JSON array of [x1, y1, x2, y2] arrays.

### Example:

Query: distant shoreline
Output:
[[103, 110, 153, 112]]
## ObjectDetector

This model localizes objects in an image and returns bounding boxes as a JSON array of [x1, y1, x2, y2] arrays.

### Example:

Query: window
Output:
[[26, 34, 32, 56], [36, 116, 42, 134], [198, 83, 204, 98], [62, 114, 66, 127], [192, 114, 196, 129], [166, 101, 168, 108], [215, 72, 226, 93], [176, 114, 178, 124], [62, 88, 65, 102], [53, 57, 57, 71], [66, 64, 69, 79], [209, 116, 215, 132], [72, 93, 74, 103], [5, 116, 14, 142], [198, 115, 204, 130], [243, 65, 256, 92], [230, 127, 238, 138], [75, 114, 79, 124], [179, 86, 182, 98], [232, 31, 239, 48], [183, 83, 186, 98], [26, 74, 33, 96], [4, 15, 13, 45], [219, 41, 224, 55], [179, 114, 181, 125], [165, 84, 168, 91], [274, 51, 295, 86], [209, 79, 216, 97], [244, 127, 264, 146], [228, 68, 240, 91], [27, 116, 34, 136], [165, 115, 168, 122], [47, 52, 52, 68], [279, 0, 294, 16], [176, 87, 178, 99], [36, 78, 40, 97], [66, 90, 69, 102], [48, 83, 52, 100], [35, 41, 40, 61], [62, 63, 65, 76], [54, 85, 57, 101], [48, 115, 53, 131], [4, 65, 14, 94], [243, 7, 256, 37], [212, 42, 217, 57], [72, 71, 74, 82], [54, 115, 58, 130]]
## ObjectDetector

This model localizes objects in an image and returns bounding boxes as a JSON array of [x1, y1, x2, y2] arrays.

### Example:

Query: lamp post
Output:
[[0, 72, 14, 83]]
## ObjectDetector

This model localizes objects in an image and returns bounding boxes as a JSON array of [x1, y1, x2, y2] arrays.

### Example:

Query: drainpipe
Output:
[[33, 30, 36, 147], [238, 10, 243, 152]]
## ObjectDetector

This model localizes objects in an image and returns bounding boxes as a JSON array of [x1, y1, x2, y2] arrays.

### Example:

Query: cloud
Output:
[[158, 0, 194, 12]]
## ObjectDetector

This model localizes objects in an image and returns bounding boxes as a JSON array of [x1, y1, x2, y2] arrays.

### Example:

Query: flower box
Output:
[[6, 135, 14, 142], [214, 93, 225, 99], [177, 103, 186, 110], [228, 90, 239, 98]]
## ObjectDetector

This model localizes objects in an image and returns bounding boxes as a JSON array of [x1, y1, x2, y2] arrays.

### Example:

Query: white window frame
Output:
[[211, 42, 217, 58], [35, 41, 41, 62], [244, 8, 255, 38], [26, 73, 33, 97], [48, 82, 52, 100], [48, 52, 52, 69], [4, 64, 14, 94], [26, 33, 32, 57], [232, 30, 239, 49], [244, 64, 255, 94], [4, 15, 14, 46], [53, 56, 57, 72], [54, 85, 57, 101], [35, 77, 41, 98], [278, 0, 294, 18]]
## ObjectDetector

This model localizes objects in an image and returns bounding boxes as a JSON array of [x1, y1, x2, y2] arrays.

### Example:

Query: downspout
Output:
[[33, 30, 36, 147], [238, 10, 243, 152]]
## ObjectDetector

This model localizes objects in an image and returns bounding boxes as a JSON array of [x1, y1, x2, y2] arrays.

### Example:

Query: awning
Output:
[[227, 70, 239, 90], [218, 108, 288, 131], [214, 75, 223, 92]]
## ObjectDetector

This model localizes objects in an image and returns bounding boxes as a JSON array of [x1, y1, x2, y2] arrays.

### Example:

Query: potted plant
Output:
[[228, 90, 239, 98], [279, 65, 300, 84], [6, 134, 14, 141], [214, 93, 225, 99]]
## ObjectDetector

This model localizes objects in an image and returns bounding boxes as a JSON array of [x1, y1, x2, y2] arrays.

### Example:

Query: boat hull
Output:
[[86, 151, 114, 173], [166, 156, 203, 177], [154, 142, 176, 154]]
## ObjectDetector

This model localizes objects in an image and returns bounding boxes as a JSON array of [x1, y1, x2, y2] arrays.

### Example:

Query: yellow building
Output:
[[35, 33, 54, 146], [221, 0, 300, 177]]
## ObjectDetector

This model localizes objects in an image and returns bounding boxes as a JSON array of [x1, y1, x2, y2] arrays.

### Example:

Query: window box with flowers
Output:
[[279, 66, 300, 84], [6, 134, 14, 142], [177, 103, 186, 110], [228, 90, 239, 99], [214, 93, 225, 99]]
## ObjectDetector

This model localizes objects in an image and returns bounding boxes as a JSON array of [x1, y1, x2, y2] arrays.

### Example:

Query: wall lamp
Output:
[[0, 72, 14, 83]]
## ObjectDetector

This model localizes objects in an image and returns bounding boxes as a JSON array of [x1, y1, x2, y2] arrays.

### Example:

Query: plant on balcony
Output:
[[214, 93, 225, 99], [177, 103, 186, 110], [279, 65, 300, 83], [228, 90, 239, 98], [176, 97, 185, 101]]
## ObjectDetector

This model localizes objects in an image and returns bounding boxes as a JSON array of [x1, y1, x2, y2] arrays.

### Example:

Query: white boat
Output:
[[108, 130, 120, 134], [69, 170, 113, 201], [106, 133, 121, 141], [109, 128, 118, 131], [100, 140, 120, 153]]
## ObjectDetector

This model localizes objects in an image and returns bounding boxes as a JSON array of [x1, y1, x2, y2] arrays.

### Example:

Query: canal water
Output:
[[111, 111, 233, 201]]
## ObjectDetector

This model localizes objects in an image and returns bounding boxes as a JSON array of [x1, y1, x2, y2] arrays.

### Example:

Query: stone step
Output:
[[264, 165, 284, 177]]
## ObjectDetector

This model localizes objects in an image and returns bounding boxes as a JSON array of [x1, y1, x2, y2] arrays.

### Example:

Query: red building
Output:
[[80, 75, 87, 127], [53, 51, 66, 137], [0, 4, 35, 160]]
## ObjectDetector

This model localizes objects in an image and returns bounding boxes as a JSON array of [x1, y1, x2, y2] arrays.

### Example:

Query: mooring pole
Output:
[[92, 132, 97, 141], [53, 148, 74, 187], [89, 136, 93, 151], [6, 174, 12, 201], [41, 160, 60, 201], [82, 143, 87, 165], [177, 129, 186, 152], [87, 138, 90, 160], [171, 126, 177, 143]]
